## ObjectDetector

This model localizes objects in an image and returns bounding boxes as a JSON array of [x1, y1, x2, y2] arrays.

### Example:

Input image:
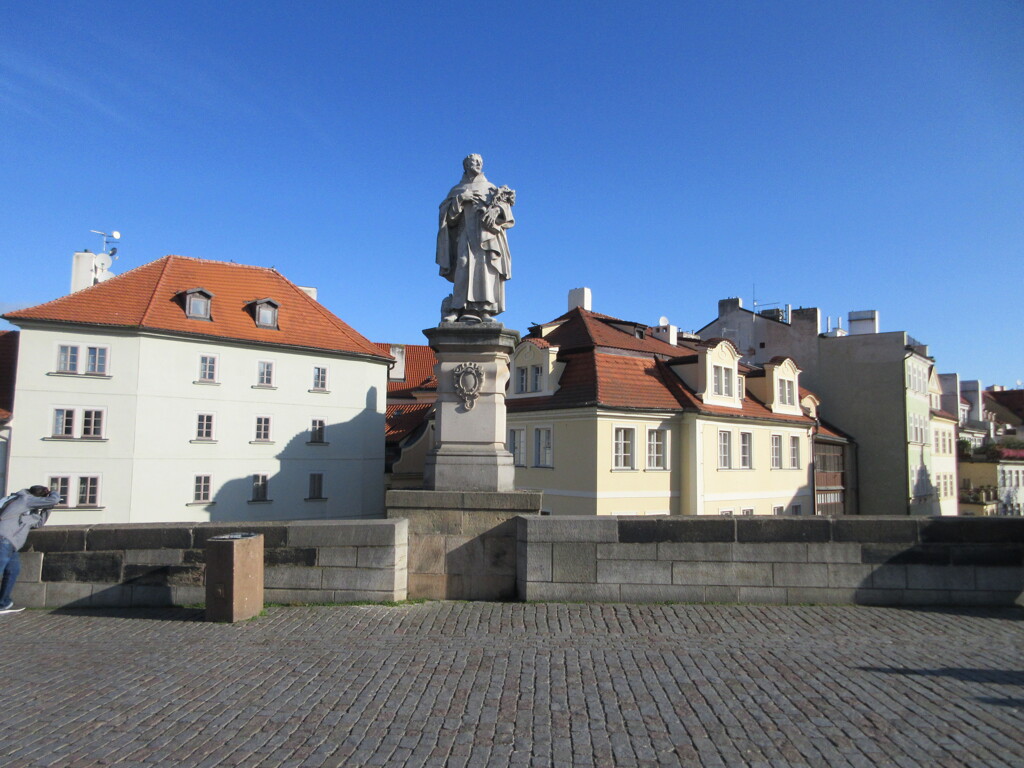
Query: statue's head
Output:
[[462, 154, 483, 174]]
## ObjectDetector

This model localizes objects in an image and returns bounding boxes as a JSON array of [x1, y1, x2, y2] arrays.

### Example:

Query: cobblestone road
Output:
[[0, 603, 1021, 767]]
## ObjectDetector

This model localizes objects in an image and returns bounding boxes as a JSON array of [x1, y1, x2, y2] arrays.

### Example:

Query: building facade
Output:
[[4, 255, 391, 524]]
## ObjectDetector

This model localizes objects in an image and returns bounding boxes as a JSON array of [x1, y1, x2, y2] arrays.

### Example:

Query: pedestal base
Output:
[[424, 445, 516, 492]]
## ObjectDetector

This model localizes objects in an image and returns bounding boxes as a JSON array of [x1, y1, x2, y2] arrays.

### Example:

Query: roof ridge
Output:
[[140, 255, 176, 328]]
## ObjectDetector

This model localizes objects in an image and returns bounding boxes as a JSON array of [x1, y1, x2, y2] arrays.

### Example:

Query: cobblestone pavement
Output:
[[0, 603, 1022, 767]]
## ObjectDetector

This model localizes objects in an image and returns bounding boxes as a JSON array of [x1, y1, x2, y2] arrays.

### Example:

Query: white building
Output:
[[3, 255, 391, 524]]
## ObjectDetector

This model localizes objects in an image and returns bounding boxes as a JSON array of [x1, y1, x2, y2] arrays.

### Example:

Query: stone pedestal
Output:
[[423, 323, 520, 492], [205, 533, 264, 622]]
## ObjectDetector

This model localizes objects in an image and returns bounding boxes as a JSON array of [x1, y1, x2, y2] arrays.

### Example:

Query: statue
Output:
[[436, 154, 515, 323]]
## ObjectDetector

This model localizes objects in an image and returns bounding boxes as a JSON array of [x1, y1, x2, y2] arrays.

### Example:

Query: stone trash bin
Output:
[[205, 533, 264, 623]]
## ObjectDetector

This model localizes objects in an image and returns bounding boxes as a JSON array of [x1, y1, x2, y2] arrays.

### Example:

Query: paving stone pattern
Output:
[[1, 603, 1022, 767]]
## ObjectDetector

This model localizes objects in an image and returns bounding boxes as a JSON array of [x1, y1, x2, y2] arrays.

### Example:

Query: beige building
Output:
[[506, 298, 830, 516]]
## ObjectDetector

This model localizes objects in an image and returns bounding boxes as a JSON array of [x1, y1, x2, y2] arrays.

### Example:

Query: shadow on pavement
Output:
[[48, 606, 207, 622]]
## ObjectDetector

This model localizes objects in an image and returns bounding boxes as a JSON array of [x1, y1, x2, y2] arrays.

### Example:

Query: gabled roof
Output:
[[373, 343, 438, 397], [384, 403, 433, 444], [4, 255, 389, 360], [526, 307, 698, 358], [986, 389, 1024, 422], [0, 331, 18, 421]]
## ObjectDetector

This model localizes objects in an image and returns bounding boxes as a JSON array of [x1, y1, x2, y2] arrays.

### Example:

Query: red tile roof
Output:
[[528, 307, 697, 358], [373, 343, 438, 397], [384, 403, 433, 444], [0, 331, 18, 421], [4, 256, 389, 360], [930, 408, 958, 422]]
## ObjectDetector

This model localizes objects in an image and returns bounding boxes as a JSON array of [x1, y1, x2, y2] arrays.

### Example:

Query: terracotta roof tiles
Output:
[[4, 255, 389, 360], [374, 343, 438, 396]]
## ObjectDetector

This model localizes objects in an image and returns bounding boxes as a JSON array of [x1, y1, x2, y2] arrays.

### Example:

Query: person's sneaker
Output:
[[0, 602, 23, 614]]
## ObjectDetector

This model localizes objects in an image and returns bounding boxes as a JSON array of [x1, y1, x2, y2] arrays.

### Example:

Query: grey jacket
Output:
[[0, 489, 59, 550]]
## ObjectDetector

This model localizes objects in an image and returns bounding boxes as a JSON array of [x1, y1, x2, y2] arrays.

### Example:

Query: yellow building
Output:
[[507, 304, 828, 516]]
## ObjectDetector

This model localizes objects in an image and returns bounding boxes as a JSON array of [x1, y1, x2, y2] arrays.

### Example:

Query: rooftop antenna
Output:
[[90, 229, 121, 256]]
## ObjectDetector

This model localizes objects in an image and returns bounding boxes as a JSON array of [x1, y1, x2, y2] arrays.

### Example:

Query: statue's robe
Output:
[[436, 172, 513, 318]]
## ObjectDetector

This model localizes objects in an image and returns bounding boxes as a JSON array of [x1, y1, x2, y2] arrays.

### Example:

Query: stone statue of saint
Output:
[[436, 154, 515, 323]]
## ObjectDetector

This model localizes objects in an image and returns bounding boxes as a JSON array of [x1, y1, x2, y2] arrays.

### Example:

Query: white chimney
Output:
[[298, 285, 318, 300], [848, 310, 879, 335], [653, 317, 678, 346], [568, 287, 592, 311], [389, 344, 406, 381]]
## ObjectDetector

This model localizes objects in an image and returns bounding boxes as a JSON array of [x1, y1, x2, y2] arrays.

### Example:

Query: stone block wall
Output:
[[17, 519, 407, 609], [517, 515, 1024, 607], [386, 489, 542, 600]]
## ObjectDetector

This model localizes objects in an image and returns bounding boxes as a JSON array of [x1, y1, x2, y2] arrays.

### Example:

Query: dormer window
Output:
[[713, 365, 734, 397], [249, 298, 280, 329], [182, 289, 214, 321], [778, 378, 796, 406]]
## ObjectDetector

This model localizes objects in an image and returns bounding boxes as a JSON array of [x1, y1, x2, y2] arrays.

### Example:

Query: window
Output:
[[771, 435, 782, 469], [778, 379, 795, 406], [515, 367, 527, 394], [185, 290, 212, 320], [196, 414, 214, 440], [534, 428, 553, 467], [737, 376, 745, 399], [740, 432, 752, 469], [198, 355, 217, 383], [257, 361, 274, 387], [49, 477, 70, 507], [647, 429, 667, 470], [310, 418, 326, 444], [530, 365, 542, 392], [791, 504, 803, 516], [86, 346, 108, 375], [312, 366, 328, 390], [772, 505, 785, 516], [741, 508, 754, 516], [82, 409, 104, 439], [255, 416, 272, 442], [308, 473, 325, 500], [613, 427, 635, 470], [718, 430, 731, 469], [254, 300, 279, 329], [251, 474, 269, 502], [52, 409, 74, 438], [713, 365, 734, 397], [78, 477, 100, 507], [790, 436, 800, 469], [193, 475, 212, 503], [719, 509, 734, 516], [57, 345, 78, 373], [508, 428, 526, 466]]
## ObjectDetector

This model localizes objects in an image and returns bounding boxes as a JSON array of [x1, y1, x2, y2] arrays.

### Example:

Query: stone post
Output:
[[422, 323, 520, 492]]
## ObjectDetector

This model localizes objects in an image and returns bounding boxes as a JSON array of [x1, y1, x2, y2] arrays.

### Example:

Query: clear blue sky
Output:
[[2, 1, 1022, 386]]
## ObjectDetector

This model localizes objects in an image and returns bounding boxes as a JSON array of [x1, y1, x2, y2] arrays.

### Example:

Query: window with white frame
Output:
[[613, 427, 635, 470], [647, 429, 667, 470], [85, 346, 108, 375], [251, 474, 269, 502], [52, 409, 74, 438], [308, 473, 325, 500], [508, 428, 526, 466], [309, 418, 326, 444], [778, 378, 795, 406], [257, 361, 274, 387], [81, 409, 104, 439], [57, 345, 78, 373], [312, 366, 328, 391], [772, 505, 784, 515], [740, 432, 753, 469], [741, 508, 754, 516], [196, 414, 215, 441], [790, 436, 800, 468], [719, 508, 734, 516], [771, 435, 782, 469], [515, 367, 527, 394], [198, 354, 217, 383], [193, 475, 212, 503], [184, 290, 212, 320], [530, 365, 542, 392], [737, 376, 745, 399], [254, 416, 272, 442], [49, 477, 70, 507], [713, 365, 734, 397], [534, 427, 553, 467], [77, 476, 100, 507], [718, 430, 731, 469]]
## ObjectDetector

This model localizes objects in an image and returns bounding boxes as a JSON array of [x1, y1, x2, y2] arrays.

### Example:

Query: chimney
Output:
[[71, 251, 96, 293], [568, 287, 592, 311], [298, 286, 318, 300], [848, 310, 879, 335], [652, 320, 678, 346], [388, 344, 406, 381], [718, 297, 743, 317]]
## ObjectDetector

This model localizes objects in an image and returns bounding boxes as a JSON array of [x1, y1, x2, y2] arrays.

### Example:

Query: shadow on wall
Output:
[[910, 446, 938, 515], [206, 387, 384, 522], [854, 516, 1024, 607]]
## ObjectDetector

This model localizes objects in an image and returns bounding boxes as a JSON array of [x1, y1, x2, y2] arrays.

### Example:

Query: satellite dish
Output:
[[111, 231, 121, 239], [94, 253, 112, 271], [658, 316, 669, 327], [108, 247, 117, 257]]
